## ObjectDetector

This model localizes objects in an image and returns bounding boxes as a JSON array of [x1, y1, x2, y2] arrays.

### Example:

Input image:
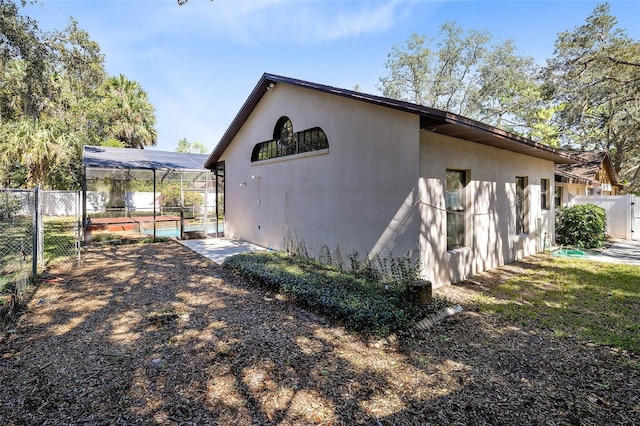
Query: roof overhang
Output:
[[205, 73, 581, 169], [601, 152, 623, 186], [84, 145, 210, 172], [419, 114, 578, 164], [555, 170, 593, 185]]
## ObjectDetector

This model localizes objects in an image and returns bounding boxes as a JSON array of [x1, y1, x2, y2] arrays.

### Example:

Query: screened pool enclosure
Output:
[[82, 146, 224, 243]]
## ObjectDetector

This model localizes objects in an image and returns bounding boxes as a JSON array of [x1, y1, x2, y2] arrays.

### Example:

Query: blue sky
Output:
[[22, 0, 640, 153]]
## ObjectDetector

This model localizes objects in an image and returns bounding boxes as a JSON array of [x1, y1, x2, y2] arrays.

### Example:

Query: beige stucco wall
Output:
[[219, 83, 422, 259], [419, 131, 555, 287], [556, 182, 586, 205], [218, 82, 556, 287]]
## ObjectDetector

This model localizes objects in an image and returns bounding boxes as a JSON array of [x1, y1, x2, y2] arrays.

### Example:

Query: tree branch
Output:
[[607, 56, 640, 67]]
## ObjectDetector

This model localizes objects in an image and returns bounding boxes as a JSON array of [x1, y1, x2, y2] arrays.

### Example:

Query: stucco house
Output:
[[205, 74, 579, 287], [554, 150, 623, 205]]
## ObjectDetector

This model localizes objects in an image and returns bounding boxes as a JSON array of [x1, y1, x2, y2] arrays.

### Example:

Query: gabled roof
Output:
[[555, 150, 622, 187], [205, 73, 581, 169], [84, 145, 209, 171]]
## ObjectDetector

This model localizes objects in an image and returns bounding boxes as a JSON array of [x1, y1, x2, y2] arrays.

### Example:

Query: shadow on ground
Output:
[[1, 243, 638, 424]]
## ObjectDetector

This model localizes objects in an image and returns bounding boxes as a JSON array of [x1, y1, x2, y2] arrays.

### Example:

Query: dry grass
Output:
[[1, 243, 638, 425]]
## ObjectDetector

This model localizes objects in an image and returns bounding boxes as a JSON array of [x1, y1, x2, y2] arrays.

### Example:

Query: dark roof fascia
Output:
[[555, 169, 593, 184], [204, 73, 580, 168], [204, 75, 275, 169], [601, 151, 622, 185]]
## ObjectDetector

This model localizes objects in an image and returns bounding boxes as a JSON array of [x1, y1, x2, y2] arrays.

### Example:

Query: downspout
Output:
[[214, 166, 219, 237], [203, 171, 209, 237]]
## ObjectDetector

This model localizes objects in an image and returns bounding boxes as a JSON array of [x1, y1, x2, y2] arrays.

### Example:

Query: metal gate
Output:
[[40, 190, 82, 265]]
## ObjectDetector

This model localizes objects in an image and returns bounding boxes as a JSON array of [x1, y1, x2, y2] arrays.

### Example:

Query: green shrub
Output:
[[159, 184, 203, 208], [225, 252, 450, 337], [556, 204, 607, 248], [91, 232, 122, 243], [0, 194, 22, 221]]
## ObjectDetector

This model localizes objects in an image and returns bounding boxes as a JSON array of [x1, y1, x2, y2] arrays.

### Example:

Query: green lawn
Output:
[[42, 217, 77, 265], [475, 256, 640, 352], [1, 217, 76, 294], [0, 217, 33, 257]]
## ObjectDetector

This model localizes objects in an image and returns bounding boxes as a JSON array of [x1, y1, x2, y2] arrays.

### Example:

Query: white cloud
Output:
[[309, 1, 401, 41], [171, 0, 408, 44]]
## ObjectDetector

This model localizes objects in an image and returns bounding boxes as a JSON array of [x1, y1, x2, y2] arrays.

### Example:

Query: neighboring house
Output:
[[204, 74, 579, 287], [554, 150, 623, 206]]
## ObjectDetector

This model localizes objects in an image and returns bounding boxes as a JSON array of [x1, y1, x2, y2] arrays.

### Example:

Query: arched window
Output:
[[273, 116, 295, 156], [274, 116, 293, 141], [297, 127, 328, 152], [251, 117, 329, 162]]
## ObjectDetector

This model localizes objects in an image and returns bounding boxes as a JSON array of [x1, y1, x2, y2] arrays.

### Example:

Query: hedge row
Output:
[[225, 252, 450, 337]]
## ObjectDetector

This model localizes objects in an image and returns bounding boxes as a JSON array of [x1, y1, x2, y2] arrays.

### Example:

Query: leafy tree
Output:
[[0, 1, 158, 188], [379, 33, 434, 106], [101, 139, 125, 148], [378, 22, 549, 140], [175, 138, 208, 154], [176, 0, 213, 5], [476, 40, 551, 140], [0, 0, 51, 119], [542, 3, 640, 190], [159, 184, 203, 209], [0, 0, 107, 188]]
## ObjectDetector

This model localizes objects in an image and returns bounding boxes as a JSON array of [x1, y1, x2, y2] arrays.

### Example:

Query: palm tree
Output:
[[101, 74, 157, 148], [0, 122, 23, 187], [2, 117, 69, 188]]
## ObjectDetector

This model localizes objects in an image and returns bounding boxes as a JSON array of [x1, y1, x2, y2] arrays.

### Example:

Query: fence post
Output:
[[77, 190, 82, 263], [32, 185, 39, 277], [38, 187, 44, 269], [631, 195, 636, 240]]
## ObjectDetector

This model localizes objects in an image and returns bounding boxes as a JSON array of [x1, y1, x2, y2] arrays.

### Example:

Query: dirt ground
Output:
[[1, 242, 639, 425]]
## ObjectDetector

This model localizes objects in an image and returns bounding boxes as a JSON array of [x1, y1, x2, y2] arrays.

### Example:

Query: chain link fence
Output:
[[0, 188, 37, 320], [41, 191, 82, 266], [1, 188, 81, 323]]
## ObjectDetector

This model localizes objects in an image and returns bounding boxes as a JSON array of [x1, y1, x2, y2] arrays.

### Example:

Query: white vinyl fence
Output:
[[42, 190, 81, 216], [568, 194, 637, 240], [85, 191, 158, 214], [82, 191, 215, 215]]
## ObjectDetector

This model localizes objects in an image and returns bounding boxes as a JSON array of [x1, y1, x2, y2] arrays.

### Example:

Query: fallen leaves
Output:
[[0, 242, 637, 425]]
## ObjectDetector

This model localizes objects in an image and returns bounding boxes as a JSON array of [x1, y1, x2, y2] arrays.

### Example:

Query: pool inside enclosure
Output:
[[82, 146, 225, 243]]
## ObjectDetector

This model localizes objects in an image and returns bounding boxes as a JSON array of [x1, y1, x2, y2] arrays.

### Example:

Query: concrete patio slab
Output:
[[178, 237, 267, 265], [180, 237, 640, 268], [587, 239, 640, 266]]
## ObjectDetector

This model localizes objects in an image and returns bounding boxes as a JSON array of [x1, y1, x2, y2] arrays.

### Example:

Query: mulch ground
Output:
[[1, 242, 638, 425]]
